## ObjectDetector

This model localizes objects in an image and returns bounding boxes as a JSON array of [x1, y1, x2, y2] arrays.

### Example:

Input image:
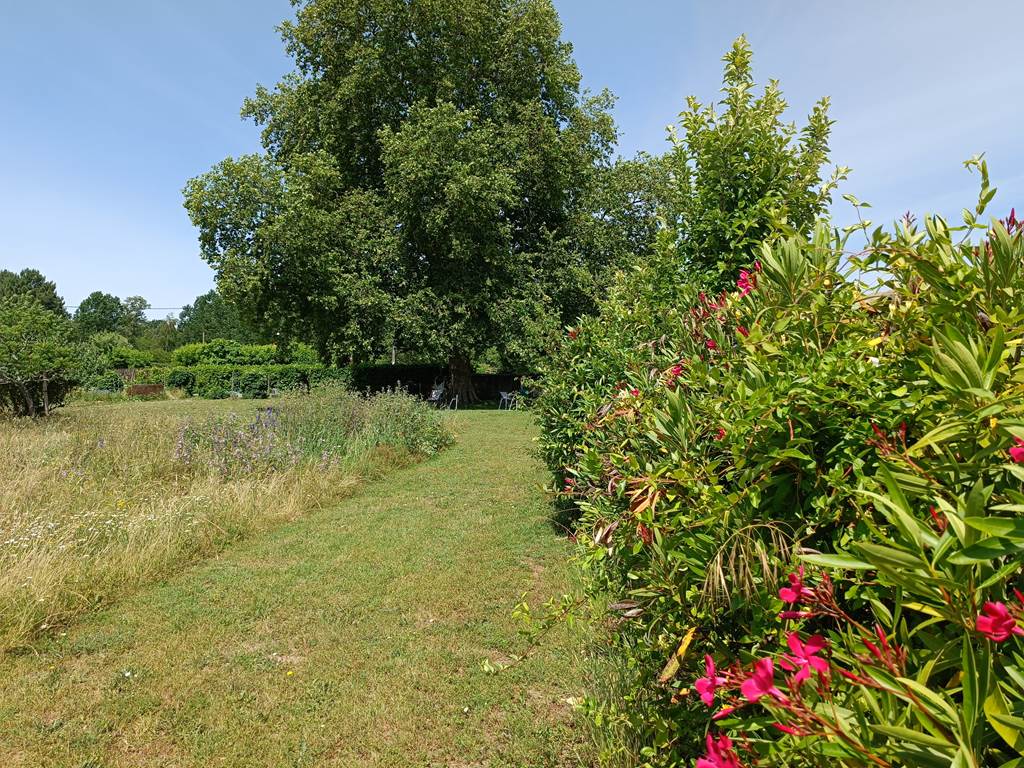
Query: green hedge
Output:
[[170, 338, 321, 366], [134, 364, 349, 399]]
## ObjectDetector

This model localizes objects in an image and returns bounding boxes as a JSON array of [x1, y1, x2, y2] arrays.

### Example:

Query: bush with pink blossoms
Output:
[[537, 159, 1024, 766]]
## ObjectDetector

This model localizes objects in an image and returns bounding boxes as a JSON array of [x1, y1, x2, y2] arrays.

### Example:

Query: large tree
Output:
[[184, 0, 625, 399], [177, 290, 258, 344], [0, 268, 67, 316], [117, 295, 151, 341], [72, 292, 151, 341], [73, 291, 124, 337]]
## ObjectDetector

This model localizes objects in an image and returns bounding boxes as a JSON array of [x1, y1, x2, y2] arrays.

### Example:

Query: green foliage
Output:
[[536, 162, 1024, 765], [73, 291, 125, 337], [177, 289, 258, 344], [117, 296, 151, 340], [133, 316, 181, 357], [169, 339, 319, 369], [149, 363, 349, 399], [284, 342, 320, 365], [73, 292, 151, 342], [175, 387, 452, 479], [106, 346, 156, 369], [183, 0, 650, 395], [664, 35, 843, 291], [172, 339, 278, 366], [83, 370, 125, 393], [0, 296, 80, 416], [0, 268, 67, 316]]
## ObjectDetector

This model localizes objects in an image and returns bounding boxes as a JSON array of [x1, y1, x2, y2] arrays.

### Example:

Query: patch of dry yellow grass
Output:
[[0, 396, 426, 651]]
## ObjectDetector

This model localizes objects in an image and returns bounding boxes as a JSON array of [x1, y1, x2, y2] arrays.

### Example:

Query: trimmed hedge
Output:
[[350, 364, 529, 402], [135, 364, 349, 399], [170, 338, 320, 366]]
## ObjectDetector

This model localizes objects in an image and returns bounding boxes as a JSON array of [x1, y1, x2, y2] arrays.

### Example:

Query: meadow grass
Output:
[[0, 389, 450, 652], [0, 410, 591, 767]]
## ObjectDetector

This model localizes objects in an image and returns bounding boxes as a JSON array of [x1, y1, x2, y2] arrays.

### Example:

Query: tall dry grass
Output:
[[0, 388, 451, 651]]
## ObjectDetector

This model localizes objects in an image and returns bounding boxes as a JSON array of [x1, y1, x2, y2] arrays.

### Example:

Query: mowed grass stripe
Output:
[[0, 410, 588, 768]]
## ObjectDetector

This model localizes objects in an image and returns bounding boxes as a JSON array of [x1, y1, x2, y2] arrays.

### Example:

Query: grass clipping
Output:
[[0, 387, 452, 652]]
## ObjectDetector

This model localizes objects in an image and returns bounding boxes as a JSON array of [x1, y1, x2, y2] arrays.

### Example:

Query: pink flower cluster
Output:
[[696, 732, 742, 768], [976, 598, 1024, 642], [778, 566, 814, 604], [1002, 207, 1022, 235], [736, 270, 756, 297], [664, 361, 687, 389], [693, 629, 829, 767], [1010, 437, 1024, 464], [693, 566, 1024, 767]]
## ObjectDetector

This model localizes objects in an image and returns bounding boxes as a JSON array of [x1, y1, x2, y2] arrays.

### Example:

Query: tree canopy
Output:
[[184, 0, 642, 397], [0, 296, 79, 416], [177, 290, 259, 344], [73, 291, 125, 337], [72, 291, 151, 341], [0, 268, 67, 317]]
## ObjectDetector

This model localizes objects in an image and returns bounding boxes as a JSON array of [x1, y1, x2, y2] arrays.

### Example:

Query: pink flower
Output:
[[630, 388, 640, 397], [706, 338, 718, 351], [740, 657, 785, 703], [976, 601, 1024, 642], [736, 325, 749, 338], [929, 505, 947, 533], [780, 632, 829, 685], [1010, 438, 1024, 464], [772, 722, 805, 736], [779, 610, 813, 620], [736, 269, 757, 297], [714, 427, 727, 441], [695, 655, 727, 707], [696, 733, 742, 768], [778, 566, 815, 604]]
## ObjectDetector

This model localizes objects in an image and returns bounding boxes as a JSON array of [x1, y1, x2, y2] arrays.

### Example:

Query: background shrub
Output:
[[170, 338, 315, 367], [84, 370, 125, 392], [106, 346, 155, 369], [132, 364, 348, 399]]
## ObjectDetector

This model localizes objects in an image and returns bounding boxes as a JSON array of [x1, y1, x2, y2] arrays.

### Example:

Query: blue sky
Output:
[[1, 1, 1021, 316]]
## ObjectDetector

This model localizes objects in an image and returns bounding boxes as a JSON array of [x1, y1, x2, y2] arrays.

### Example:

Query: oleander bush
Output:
[[536, 163, 1024, 766]]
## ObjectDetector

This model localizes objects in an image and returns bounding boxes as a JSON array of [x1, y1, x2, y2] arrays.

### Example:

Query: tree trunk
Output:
[[18, 381, 35, 418], [447, 353, 477, 406]]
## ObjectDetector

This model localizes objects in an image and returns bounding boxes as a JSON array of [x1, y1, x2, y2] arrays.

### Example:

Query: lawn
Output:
[[0, 408, 589, 767], [0, 390, 449, 651]]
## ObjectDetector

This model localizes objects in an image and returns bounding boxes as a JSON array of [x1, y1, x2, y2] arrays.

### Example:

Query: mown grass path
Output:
[[0, 411, 588, 767]]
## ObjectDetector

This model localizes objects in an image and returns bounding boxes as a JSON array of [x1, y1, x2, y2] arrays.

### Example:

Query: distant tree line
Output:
[[0, 269, 263, 415]]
